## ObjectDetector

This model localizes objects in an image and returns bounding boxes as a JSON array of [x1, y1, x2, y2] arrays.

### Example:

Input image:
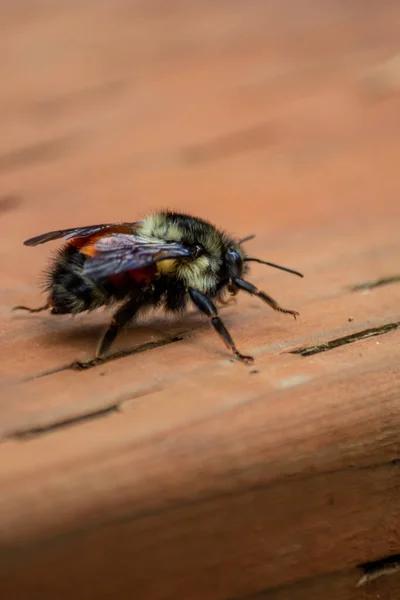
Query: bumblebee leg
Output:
[[233, 278, 299, 318], [189, 288, 253, 363], [96, 298, 141, 359], [13, 303, 50, 313]]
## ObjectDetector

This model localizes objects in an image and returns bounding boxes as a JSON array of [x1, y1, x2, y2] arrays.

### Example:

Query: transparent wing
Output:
[[82, 233, 191, 279], [24, 222, 141, 246]]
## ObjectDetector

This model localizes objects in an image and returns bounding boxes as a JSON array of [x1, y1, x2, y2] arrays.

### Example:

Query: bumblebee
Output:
[[14, 211, 303, 363]]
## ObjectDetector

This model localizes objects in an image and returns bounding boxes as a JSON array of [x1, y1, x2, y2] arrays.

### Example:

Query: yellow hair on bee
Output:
[[140, 212, 223, 292], [156, 258, 177, 275], [140, 213, 182, 242], [176, 256, 217, 292]]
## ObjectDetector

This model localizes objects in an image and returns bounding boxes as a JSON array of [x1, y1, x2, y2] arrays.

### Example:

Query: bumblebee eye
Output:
[[226, 249, 243, 276], [229, 249, 242, 265]]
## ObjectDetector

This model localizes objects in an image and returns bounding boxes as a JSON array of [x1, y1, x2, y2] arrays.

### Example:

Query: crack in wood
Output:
[[289, 321, 400, 357], [16, 334, 185, 384], [350, 275, 400, 291], [5, 335, 184, 439], [71, 334, 184, 371], [225, 553, 400, 599], [10, 405, 119, 440], [357, 552, 400, 587]]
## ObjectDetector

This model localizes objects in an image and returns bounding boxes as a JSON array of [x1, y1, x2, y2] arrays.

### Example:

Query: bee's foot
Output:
[[234, 350, 254, 364], [71, 357, 103, 371], [278, 308, 299, 320]]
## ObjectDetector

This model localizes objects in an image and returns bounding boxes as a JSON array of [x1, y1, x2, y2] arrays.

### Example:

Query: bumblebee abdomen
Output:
[[47, 246, 107, 314]]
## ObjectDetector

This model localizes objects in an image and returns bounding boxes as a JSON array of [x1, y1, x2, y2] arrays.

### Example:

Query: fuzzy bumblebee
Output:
[[14, 211, 303, 363]]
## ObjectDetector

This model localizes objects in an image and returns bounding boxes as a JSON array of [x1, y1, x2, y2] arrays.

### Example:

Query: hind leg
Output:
[[72, 298, 142, 370], [13, 302, 50, 313]]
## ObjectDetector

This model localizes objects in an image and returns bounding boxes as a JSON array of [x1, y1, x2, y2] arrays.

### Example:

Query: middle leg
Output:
[[96, 297, 142, 359]]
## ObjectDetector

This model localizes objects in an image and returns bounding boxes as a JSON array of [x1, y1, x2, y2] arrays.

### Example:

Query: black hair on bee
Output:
[[14, 211, 303, 364]]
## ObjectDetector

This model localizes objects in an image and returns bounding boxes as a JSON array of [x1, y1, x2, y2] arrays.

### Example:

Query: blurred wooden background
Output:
[[1, 1, 400, 598]]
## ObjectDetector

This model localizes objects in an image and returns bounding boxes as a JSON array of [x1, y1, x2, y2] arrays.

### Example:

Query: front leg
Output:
[[233, 278, 299, 318], [189, 288, 253, 363]]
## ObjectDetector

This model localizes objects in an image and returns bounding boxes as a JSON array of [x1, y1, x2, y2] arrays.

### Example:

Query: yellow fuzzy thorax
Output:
[[139, 211, 242, 293], [156, 256, 217, 292]]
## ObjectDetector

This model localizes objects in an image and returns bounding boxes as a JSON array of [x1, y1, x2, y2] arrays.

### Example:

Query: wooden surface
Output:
[[1, 1, 400, 598]]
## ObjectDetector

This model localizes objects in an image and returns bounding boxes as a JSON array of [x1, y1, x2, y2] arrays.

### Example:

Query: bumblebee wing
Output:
[[82, 234, 192, 279], [23, 222, 141, 246]]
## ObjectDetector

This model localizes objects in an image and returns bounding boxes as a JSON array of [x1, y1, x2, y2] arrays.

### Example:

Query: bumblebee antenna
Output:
[[244, 257, 303, 278], [239, 234, 256, 244]]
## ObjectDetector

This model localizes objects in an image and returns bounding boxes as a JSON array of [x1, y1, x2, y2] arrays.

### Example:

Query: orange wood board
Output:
[[1, 1, 400, 598]]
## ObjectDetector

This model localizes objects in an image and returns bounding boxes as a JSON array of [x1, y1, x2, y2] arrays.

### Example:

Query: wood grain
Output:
[[1, 1, 400, 598]]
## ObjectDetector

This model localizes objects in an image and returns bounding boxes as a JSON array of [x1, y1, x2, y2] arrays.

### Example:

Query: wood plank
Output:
[[1, 1, 400, 598]]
